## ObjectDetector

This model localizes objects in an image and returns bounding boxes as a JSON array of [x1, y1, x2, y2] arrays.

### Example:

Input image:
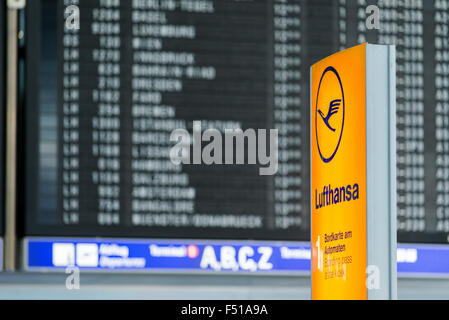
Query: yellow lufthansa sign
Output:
[[311, 44, 367, 300]]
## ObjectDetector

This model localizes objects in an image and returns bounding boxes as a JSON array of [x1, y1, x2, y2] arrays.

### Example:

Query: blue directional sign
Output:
[[24, 238, 449, 276], [24, 238, 311, 274]]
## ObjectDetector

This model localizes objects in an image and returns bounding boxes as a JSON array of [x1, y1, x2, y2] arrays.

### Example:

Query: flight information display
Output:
[[337, 0, 449, 243], [23, 0, 449, 243], [25, 0, 312, 240]]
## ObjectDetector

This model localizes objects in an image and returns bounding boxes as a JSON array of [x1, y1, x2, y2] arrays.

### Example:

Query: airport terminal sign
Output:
[[311, 44, 368, 300], [24, 238, 311, 273], [23, 238, 449, 277]]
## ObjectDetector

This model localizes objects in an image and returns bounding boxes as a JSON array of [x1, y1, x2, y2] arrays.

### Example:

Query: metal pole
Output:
[[4, 0, 25, 271]]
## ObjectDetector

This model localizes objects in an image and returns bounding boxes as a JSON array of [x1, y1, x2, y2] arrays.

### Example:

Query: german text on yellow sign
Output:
[[311, 44, 367, 300]]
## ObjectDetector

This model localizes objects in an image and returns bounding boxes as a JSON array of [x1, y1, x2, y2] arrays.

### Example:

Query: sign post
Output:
[[311, 43, 397, 300], [4, 0, 26, 271]]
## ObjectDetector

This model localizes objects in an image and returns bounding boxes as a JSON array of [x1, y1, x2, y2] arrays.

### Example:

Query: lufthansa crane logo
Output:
[[315, 66, 345, 163]]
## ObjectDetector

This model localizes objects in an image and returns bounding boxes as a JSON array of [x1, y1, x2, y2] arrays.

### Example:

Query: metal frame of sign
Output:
[[366, 44, 398, 299]]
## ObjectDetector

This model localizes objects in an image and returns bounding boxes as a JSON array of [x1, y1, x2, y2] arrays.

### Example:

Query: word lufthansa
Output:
[[315, 183, 360, 210]]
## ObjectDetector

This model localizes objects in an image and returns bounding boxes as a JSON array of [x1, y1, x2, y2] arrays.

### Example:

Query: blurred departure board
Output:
[[24, 0, 449, 243], [338, 0, 449, 243], [25, 0, 314, 240]]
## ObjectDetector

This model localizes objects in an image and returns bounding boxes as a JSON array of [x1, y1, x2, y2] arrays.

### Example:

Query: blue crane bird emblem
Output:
[[318, 99, 341, 132], [315, 66, 345, 163]]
